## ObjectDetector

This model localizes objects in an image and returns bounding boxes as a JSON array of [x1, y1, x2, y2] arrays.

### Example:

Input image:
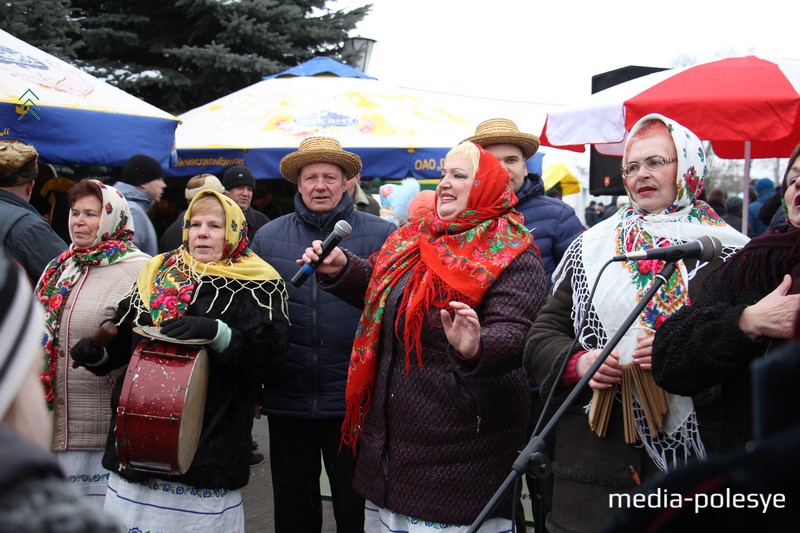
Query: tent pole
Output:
[[741, 141, 752, 236]]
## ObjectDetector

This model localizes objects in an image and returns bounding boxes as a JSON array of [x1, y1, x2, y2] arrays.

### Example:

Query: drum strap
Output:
[[199, 389, 236, 448]]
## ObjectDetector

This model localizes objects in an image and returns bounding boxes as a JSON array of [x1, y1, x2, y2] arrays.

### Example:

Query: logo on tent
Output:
[[17, 88, 40, 121], [294, 110, 359, 129]]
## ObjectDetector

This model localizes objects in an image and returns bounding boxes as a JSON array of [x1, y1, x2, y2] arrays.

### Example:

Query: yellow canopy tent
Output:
[[543, 163, 581, 195]]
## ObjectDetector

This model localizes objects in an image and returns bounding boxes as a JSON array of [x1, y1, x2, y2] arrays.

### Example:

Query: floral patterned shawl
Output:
[[587, 113, 750, 335], [575, 114, 749, 470], [341, 143, 536, 451], [127, 190, 286, 326], [37, 181, 148, 410]]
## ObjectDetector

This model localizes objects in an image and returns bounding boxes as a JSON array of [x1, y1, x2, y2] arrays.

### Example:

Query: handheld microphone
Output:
[[291, 220, 352, 287], [612, 235, 722, 262]]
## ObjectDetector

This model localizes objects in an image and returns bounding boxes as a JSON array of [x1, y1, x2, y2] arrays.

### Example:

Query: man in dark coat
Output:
[[223, 165, 270, 241], [250, 136, 395, 533], [0, 140, 67, 283]]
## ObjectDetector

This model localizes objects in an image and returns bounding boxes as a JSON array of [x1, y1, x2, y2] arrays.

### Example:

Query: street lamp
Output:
[[343, 36, 376, 73]]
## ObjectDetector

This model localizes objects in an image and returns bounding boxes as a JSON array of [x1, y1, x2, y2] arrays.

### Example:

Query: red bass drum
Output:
[[116, 340, 209, 475]]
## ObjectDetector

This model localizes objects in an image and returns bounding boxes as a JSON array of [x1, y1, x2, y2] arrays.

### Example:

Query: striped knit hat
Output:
[[0, 248, 45, 418]]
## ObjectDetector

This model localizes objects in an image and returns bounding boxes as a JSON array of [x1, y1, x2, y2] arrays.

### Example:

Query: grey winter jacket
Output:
[[0, 189, 67, 282], [113, 182, 158, 256]]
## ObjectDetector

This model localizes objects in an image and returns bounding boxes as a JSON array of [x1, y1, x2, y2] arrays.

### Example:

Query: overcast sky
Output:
[[330, 0, 800, 181], [336, 0, 799, 105]]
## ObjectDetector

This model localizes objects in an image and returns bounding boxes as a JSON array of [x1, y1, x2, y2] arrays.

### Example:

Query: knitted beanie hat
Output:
[[120, 154, 163, 187], [0, 248, 45, 418], [223, 165, 255, 190]]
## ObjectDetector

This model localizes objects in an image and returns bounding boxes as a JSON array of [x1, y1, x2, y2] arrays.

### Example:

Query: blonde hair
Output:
[[190, 194, 225, 219], [445, 141, 481, 176]]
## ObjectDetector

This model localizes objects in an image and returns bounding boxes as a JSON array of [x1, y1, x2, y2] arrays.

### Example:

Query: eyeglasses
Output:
[[620, 156, 675, 178]]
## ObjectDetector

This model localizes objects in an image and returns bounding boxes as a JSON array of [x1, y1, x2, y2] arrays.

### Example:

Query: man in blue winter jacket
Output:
[[251, 136, 395, 533], [467, 118, 582, 289], [467, 119, 583, 532]]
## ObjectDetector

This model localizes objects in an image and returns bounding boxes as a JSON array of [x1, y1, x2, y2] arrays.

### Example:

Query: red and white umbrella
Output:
[[539, 55, 800, 233]]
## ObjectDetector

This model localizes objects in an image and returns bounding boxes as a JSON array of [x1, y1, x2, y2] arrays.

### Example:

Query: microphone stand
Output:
[[467, 260, 678, 533]]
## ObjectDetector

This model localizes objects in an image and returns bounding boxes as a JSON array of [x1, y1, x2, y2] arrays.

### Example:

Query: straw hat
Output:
[[280, 137, 362, 183], [464, 118, 540, 160]]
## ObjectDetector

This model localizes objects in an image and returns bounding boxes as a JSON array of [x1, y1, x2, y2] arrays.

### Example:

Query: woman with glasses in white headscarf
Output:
[[523, 114, 749, 532]]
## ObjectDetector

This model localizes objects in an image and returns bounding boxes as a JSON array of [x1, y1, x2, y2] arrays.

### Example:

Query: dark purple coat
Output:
[[320, 246, 546, 524]]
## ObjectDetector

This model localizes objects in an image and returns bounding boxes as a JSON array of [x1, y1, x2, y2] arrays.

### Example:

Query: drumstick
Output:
[[72, 321, 119, 369], [93, 320, 119, 347]]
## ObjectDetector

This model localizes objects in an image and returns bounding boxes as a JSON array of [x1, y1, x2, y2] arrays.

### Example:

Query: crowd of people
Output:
[[1, 103, 798, 533]]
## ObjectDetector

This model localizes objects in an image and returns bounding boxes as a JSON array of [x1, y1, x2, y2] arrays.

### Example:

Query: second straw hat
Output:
[[464, 118, 540, 160], [279, 137, 362, 183]]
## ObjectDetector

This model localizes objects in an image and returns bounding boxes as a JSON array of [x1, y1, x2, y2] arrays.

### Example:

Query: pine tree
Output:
[[0, 0, 81, 60], [70, 0, 371, 114]]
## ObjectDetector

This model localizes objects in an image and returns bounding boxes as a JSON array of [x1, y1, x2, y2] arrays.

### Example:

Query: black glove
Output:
[[70, 338, 105, 368], [160, 316, 218, 341]]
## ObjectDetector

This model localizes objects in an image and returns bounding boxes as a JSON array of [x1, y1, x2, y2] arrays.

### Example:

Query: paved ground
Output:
[[242, 417, 536, 532], [242, 416, 337, 532]]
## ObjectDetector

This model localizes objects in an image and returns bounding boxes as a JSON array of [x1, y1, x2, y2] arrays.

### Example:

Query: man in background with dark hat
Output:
[[0, 140, 67, 282], [251, 136, 395, 533], [113, 154, 165, 255], [223, 165, 270, 241]]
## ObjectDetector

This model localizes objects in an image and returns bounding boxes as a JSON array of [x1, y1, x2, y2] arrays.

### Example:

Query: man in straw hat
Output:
[[466, 118, 582, 286], [0, 140, 67, 283], [250, 136, 395, 533], [467, 119, 582, 532]]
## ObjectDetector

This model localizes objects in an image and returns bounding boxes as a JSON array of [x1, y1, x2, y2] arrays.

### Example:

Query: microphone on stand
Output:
[[612, 235, 721, 262], [291, 220, 352, 287]]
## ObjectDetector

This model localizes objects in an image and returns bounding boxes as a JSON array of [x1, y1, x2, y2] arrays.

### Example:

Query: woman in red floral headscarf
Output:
[[36, 179, 149, 507], [304, 141, 547, 531]]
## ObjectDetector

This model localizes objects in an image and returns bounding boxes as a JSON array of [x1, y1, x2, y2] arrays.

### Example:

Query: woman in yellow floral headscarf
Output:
[[70, 190, 289, 532]]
